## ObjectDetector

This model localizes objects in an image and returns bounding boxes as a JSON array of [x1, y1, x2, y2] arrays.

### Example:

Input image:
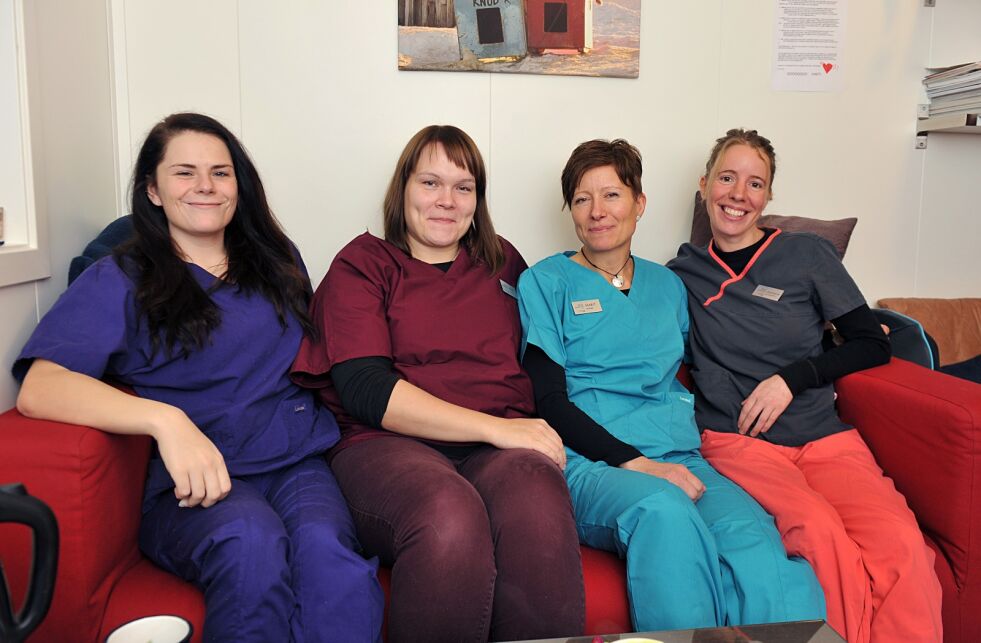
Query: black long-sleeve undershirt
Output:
[[328, 260, 455, 427], [523, 232, 889, 466], [523, 343, 644, 467], [776, 304, 890, 393], [330, 356, 400, 428], [332, 240, 886, 463], [713, 230, 890, 393]]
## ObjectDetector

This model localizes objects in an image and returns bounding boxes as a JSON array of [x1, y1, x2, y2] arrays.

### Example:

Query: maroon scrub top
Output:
[[292, 232, 535, 452]]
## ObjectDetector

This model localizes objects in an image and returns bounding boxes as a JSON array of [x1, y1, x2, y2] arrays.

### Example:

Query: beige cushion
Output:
[[878, 298, 981, 366]]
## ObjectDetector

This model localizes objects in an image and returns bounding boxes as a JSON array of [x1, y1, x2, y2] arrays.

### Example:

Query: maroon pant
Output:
[[330, 436, 585, 643]]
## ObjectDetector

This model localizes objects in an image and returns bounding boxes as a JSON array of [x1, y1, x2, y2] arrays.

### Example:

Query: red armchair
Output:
[[1, 358, 978, 642], [835, 359, 981, 643]]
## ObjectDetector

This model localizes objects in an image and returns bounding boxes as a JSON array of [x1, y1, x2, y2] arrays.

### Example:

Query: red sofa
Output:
[[1, 358, 978, 642]]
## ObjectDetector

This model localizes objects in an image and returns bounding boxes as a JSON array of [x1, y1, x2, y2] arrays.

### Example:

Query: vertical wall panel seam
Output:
[[106, 0, 131, 218], [488, 71, 494, 210], [912, 6, 938, 296], [236, 0, 243, 139]]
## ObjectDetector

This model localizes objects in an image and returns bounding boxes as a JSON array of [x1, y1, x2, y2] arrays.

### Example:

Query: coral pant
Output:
[[701, 428, 943, 643], [140, 456, 383, 642], [330, 436, 585, 643]]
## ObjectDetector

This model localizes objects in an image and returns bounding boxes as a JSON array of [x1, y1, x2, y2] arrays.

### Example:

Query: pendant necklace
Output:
[[580, 248, 632, 288]]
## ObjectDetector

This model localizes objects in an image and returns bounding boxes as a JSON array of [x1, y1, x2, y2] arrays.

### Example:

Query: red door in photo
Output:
[[526, 0, 586, 51]]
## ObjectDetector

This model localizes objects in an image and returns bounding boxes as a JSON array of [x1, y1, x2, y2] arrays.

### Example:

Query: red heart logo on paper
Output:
[[822, 62, 833, 73]]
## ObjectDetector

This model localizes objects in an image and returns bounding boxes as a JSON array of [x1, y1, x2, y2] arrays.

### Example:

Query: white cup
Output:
[[105, 615, 193, 643]]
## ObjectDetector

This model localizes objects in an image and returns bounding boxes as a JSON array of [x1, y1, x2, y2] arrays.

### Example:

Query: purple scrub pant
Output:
[[139, 456, 383, 642], [330, 436, 585, 643]]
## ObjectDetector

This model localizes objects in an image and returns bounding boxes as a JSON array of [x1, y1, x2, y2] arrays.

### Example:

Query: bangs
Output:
[[412, 126, 485, 191], [435, 134, 479, 176]]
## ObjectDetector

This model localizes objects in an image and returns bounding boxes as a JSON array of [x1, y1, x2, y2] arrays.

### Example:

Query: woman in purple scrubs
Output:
[[292, 125, 585, 643], [14, 112, 383, 642]]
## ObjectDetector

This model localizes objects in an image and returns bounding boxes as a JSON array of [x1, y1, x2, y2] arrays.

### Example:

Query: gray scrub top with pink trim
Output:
[[668, 230, 866, 446]]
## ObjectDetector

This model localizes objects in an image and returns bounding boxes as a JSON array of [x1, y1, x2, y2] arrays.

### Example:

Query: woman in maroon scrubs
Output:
[[292, 125, 584, 643]]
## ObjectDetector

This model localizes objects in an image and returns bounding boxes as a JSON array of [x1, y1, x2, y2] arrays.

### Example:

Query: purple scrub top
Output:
[[14, 256, 339, 507]]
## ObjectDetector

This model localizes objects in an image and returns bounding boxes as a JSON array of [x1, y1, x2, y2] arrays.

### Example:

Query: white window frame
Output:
[[0, 0, 49, 288]]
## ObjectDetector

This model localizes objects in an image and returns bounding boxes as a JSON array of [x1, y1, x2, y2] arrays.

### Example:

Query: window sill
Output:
[[0, 243, 50, 288]]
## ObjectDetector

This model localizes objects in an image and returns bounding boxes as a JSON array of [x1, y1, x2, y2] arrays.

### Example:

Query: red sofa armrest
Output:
[[835, 358, 981, 594], [0, 408, 152, 643]]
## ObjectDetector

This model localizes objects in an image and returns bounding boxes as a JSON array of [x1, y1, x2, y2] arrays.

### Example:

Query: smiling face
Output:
[[570, 164, 646, 257], [403, 143, 477, 263], [147, 131, 237, 254], [700, 143, 771, 252]]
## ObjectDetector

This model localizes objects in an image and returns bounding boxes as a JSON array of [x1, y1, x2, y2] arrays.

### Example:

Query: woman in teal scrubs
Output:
[[517, 138, 825, 632]]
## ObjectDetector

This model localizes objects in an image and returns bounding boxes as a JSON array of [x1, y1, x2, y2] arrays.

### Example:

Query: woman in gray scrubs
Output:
[[668, 128, 942, 643]]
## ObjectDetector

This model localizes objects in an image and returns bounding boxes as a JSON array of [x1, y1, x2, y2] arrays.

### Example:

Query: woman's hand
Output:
[[151, 406, 232, 508], [382, 381, 568, 467], [738, 374, 793, 436], [487, 418, 567, 469], [18, 360, 232, 508], [620, 456, 705, 501]]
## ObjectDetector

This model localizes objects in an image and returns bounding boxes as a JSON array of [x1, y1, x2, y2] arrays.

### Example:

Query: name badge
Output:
[[752, 285, 784, 302], [500, 279, 517, 298], [571, 299, 603, 315]]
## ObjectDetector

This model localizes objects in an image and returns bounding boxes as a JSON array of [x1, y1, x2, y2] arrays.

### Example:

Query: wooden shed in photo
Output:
[[400, 0, 457, 28], [525, 0, 595, 53], [455, 0, 528, 60]]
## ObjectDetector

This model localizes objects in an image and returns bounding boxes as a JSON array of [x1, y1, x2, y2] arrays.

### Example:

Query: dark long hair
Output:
[[382, 125, 504, 274], [116, 112, 312, 357]]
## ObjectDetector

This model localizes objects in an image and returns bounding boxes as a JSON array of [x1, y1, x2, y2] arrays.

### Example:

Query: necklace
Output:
[[580, 248, 631, 288]]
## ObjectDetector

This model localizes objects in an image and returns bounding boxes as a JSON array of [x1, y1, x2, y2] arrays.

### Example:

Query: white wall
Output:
[[916, 0, 981, 297], [109, 0, 978, 300], [0, 0, 116, 409], [0, 0, 30, 245], [2, 0, 978, 407]]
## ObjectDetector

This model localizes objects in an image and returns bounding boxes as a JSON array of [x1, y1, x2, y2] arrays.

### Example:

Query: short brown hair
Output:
[[560, 139, 643, 209], [702, 128, 777, 198], [383, 125, 504, 274]]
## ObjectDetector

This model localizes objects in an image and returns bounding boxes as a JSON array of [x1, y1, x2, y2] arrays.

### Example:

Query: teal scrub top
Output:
[[518, 252, 700, 459]]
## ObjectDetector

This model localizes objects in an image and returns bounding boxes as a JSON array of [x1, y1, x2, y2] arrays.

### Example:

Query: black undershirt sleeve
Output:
[[329, 260, 453, 428], [523, 343, 643, 466], [330, 356, 401, 428], [776, 304, 891, 394], [712, 236, 890, 394]]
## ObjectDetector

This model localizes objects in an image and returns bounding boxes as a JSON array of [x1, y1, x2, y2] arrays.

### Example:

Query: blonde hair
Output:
[[702, 128, 776, 198]]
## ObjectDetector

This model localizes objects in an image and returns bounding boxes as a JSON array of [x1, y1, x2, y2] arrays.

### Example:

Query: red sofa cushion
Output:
[[0, 409, 203, 642], [5, 357, 978, 641], [0, 407, 632, 641], [836, 358, 981, 643]]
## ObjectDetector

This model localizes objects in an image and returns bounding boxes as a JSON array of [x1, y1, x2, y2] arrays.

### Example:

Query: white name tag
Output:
[[500, 279, 517, 298], [752, 285, 784, 301], [571, 299, 603, 315]]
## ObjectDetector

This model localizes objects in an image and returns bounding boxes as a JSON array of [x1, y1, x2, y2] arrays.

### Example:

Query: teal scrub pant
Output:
[[566, 449, 825, 631]]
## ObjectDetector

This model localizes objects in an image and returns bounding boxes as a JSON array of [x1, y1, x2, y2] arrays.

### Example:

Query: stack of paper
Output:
[[924, 61, 981, 117]]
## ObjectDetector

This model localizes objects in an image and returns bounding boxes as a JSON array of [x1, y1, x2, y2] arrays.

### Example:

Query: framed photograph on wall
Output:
[[398, 0, 640, 78]]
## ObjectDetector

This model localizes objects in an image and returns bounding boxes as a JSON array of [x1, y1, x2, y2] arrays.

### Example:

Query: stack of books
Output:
[[919, 61, 981, 132]]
